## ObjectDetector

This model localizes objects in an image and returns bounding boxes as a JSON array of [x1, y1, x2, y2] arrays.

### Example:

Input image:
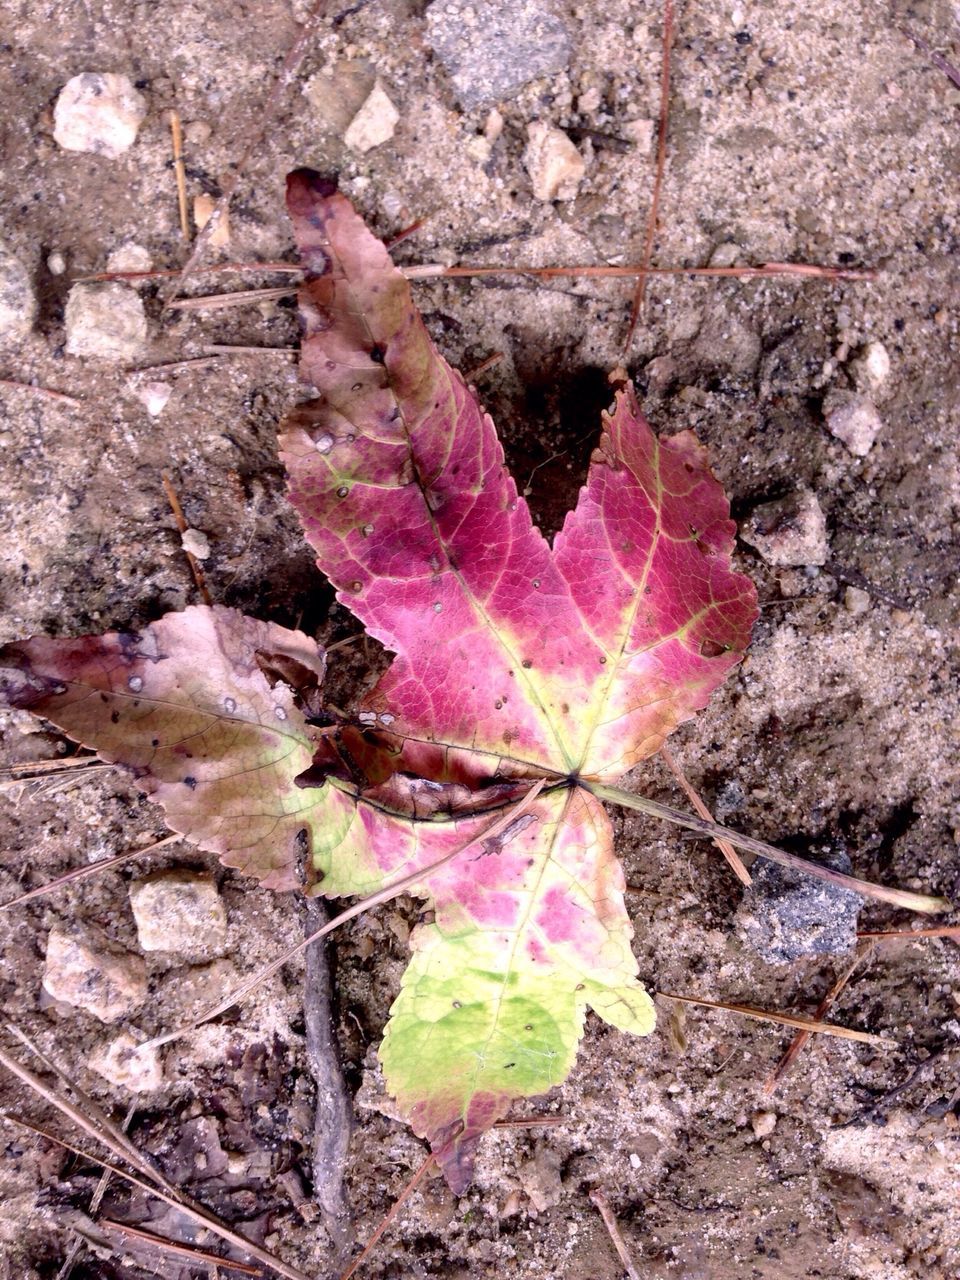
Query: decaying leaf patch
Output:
[[3, 169, 942, 1192]]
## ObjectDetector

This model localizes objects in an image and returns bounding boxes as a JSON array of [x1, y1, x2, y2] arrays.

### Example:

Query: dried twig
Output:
[[403, 260, 875, 283], [100, 1220, 264, 1276], [900, 25, 960, 89], [656, 990, 891, 1044], [0, 378, 82, 407], [590, 1189, 642, 1280], [162, 0, 336, 306], [762, 945, 874, 1097], [166, 286, 295, 312], [3, 1115, 313, 1280], [160, 471, 213, 605], [168, 110, 190, 241], [1, 834, 179, 911], [659, 745, 750, 885], [0, 754, 103, 778], [858, 925, 960, 941], [464, 351, 504, 379], [303, 897, 354, 1256], [623, 0, 676, 350], [339, 1153, 434, 1280], [202, 343, 297, 357]]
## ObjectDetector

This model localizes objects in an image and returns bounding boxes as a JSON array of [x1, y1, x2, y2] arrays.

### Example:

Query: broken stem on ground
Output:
[[587, 781, 950, 913]]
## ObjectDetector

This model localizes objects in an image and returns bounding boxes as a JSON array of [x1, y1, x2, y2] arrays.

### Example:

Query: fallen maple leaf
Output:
[[5, 170, 941, 1192]]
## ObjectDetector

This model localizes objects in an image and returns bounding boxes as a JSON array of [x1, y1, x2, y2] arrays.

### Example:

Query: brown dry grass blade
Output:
[[1, 834, 180, 911], [100, 1220, 264, 1276], [762, 945, 875, 1097], [659, 745, 750, 885], [590, 1190, 642, 1280], [858, 926, 960, 941], [589, 782, 951, 913], [3, 1115, 312, 1280], [656, 991, 892, 1045], [142, 781, 546, 1050], [339, 1153, 434, 1280]]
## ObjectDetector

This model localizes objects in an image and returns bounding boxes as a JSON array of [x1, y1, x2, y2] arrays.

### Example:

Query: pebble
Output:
[[303, 60, 376, 135], [849, 340, 891, 393], [180, 527, 211, 560], [47, 250, 67, 276], [0, 242, 37, 344], [128, 870, 228, 956], [622, 118, 654, 151], [343, 82, 399, 154], [740, 488, 829, 566], [53, 72, 147, 159], [106, 242, 152, 274], [843, 585, 871, 615], [65, 282, 147, 361], [193, 193, 230, 246], [523, 123, 585, 201], [134, 380, 172, 417], [734, 842, 861, 964], [42, 923, 147, 1022], [91, 1031, 163, 1092], [824, 393, 883, 457], [425, 0, 572, 110], [751, 1111, 778, 1138]]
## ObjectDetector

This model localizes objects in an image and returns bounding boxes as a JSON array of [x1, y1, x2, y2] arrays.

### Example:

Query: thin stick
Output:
[[57, 1100, 136, 1280], [76, 262, 304, 283], [402, 261, 875, 283], [656, 990, 890, 1044], [339, 1153, 434, 1280], [162, 0, 334, 306], [761, 946, 874, 1097], [1, 834, 179, 911], [168, 110, 190, 241], [857, 926, 960, 940], [622, 0, 675, 353], [166, 286, 295, 312], [659, 745, 750, 885], [126, 356, 225, 374], [142, 781, 546, 1050], [588, 780, 951, 914], [464, 351, 504, 380], [3, 1116, 313, 1280], [100, 1221, 263, 1276], [0, 755, 103, 778], [160, 471, 213, 605], [900, 25, 960, 90], [202, 343, 297, 357], [590, 1190, 642, 1280], [0, 378, 82, 407]]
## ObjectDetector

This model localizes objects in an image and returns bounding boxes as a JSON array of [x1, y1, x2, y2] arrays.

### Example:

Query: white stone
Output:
[[181, 527, 211, 560], [623, 117, 654, 152], [128, 870, 228, 956], [42, 924, 147, 1022], [851, 340, 891, 392], [0, 243, 37, 344], [343, 83, 399, 154], [740, 488, 829, 567], [91, 1032, 164, 1092], [47, 250, 67, 276], [106, 242, 152, 274], [751, 1111, 777, 1138], [843, 585, 871, 615], [825, 394, 883, 457], [523, 123, 585, 201], [135, 380, 172, 417], [53, 72, 147, 159], [65, 282, 147, 362]]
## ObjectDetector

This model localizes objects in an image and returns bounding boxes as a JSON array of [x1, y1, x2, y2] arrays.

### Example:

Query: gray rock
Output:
[[740, 488, 829, 566], [65, 281, 147, 361], [128, 870, 228, 956], [426, 0, 571, 111], [42, 923, 147, 1022], [53, 72, 146, 159], [735, 841, 861, 964], [0, 242, 37, 344]]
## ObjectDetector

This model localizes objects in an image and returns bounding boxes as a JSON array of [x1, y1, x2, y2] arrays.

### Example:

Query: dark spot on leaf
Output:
[[100, 693, 108, 702], [521, 659, 532, 669], [599, 656, 607, 664], [524, 1024, 533, 1031], [110, 710, 120, 724], [183, 776, 198, 790], [351, 382, 363, 392], [370, 344, 385, 364], [151, 738, 160, 747], [452, 1000, 462, 1008], [576, 983, 585, 991], [503, 1062, 515, 1070], [700, 638, 728, 658]]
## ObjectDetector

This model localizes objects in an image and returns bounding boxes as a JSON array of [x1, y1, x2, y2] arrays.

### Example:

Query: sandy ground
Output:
[[1, 1, 959, 1277]]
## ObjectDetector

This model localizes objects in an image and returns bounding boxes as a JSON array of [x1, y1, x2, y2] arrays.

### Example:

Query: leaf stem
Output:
[[586, 781, 951, 914]]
